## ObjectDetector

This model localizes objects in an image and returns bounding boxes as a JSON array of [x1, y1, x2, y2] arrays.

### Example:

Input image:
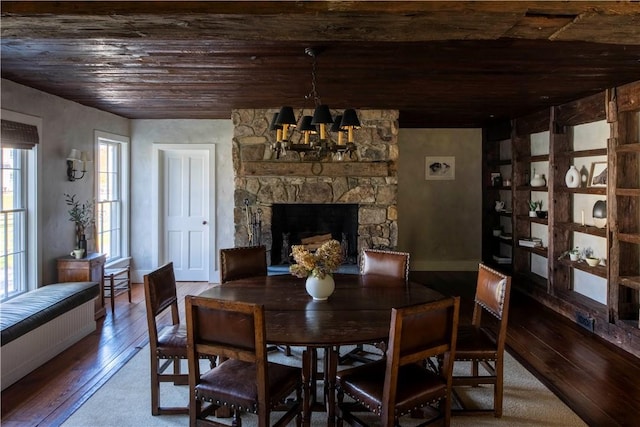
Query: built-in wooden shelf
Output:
[[616, 188, 640, 197], [517, 245, 548, 257], [615, 142, 640, 153], [240, 160, 390, 177], [558, 258, 607, 278], [557, 187, 608, 195], [556, 222, 607, 238], [516, 215, 548, 225], [517, 154, 549, 163], [516, 185, 549, 191], [564, 148, 608, 158], [616, 232, 640, 244], [619, 276, 640, 291]]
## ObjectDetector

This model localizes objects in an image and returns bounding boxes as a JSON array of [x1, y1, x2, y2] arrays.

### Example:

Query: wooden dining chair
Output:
[[219, 245, 267, 284], [143, 262, 215, 415], [219, 245, 292, 356], [185, 296, 303, 427], [336, 297, 460, 427], [340, 248, 411, 364], [451, 263, 512, 417]]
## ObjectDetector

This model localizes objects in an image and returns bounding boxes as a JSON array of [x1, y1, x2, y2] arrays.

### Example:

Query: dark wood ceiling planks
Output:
[[2, 1, 640, 127]]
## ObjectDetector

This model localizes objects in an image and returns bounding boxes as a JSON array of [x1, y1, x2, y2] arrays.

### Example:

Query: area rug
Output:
[[63, 345, 586, 427]]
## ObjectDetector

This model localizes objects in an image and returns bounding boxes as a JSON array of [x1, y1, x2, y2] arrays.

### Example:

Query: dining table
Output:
[[197, 272, 446, 426]]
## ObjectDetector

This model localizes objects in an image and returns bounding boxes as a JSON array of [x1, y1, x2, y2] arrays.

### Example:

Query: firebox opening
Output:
[[271, 203, 358, 266]]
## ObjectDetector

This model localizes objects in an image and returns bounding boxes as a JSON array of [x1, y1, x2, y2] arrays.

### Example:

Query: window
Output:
[[95, 132, 129, 263], [1, 148, 27, 301]]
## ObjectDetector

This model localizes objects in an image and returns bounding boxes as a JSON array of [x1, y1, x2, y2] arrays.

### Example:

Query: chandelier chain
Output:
[[305, 49, 321, 106]]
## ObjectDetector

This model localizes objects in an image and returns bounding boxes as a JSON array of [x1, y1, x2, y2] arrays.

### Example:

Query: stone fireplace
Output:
[[231, 108, 399, 265]]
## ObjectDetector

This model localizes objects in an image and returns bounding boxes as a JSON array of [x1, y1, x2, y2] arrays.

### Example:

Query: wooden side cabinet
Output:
[[57, 252, 106, 319]]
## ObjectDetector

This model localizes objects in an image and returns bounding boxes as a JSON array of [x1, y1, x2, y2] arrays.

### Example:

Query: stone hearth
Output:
[[232, 108, 399, 264]]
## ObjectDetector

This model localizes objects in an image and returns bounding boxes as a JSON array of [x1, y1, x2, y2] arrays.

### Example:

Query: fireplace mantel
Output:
[[240, 160, 391, 177]]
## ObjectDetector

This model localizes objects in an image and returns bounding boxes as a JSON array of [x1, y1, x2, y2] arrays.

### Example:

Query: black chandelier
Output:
[[270, 47, 360, 160]]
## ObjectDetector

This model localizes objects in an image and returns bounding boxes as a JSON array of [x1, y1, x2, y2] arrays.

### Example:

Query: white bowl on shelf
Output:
[[585, 257, 600, 267]]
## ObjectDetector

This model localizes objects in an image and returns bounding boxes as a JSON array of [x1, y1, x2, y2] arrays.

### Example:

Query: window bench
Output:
[[0, 282, 99, 390]]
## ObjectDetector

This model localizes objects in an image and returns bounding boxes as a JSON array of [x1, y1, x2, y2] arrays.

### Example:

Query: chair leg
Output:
[[126, 268, 132, 303], [495, 358, 503, 417], [109, 275, 115, 314], [150, 356, 160, 415]]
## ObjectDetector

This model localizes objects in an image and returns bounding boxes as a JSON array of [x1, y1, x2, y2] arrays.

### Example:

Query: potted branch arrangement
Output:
[[65, 193, 94, 258]]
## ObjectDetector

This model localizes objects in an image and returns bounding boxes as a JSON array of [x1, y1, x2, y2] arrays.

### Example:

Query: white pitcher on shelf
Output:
[[530, 169, 546, 187]]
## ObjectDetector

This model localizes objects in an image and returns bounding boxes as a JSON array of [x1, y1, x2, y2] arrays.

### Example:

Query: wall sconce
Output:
[[66, 149, 91, 181]]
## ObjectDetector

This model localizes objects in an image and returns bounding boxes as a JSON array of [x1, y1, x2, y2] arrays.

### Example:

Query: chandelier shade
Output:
[[311, 104, 334, 125], [340, 108, 361, 143], [269, 112, 283, 142], [276, 106, 297, 126], [270, 47, 360, 159], [340, 109, 361, 128], [275, 106, 297, 141], [299, 115, 317, 132]]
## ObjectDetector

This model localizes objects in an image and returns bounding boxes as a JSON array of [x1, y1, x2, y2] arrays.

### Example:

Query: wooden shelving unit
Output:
[[482, 81, 640, 356]]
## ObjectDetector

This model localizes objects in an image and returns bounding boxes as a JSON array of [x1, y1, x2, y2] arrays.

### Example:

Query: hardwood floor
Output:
[[2, 275, 639, 426]]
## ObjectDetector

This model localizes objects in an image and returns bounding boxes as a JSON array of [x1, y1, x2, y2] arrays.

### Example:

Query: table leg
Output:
[[301, 348, 313, 426], [325, 346, 339, 425]]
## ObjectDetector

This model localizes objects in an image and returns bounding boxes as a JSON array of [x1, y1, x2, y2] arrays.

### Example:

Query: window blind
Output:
[[1, 119, 39, 149]]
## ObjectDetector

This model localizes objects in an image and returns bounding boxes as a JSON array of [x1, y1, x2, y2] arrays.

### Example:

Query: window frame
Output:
[[94, 131, 130, 265], [0, 109, 40, 300]]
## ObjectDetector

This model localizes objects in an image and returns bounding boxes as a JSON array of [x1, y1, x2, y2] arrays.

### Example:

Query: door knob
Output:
[[202, 220, 208, 225]]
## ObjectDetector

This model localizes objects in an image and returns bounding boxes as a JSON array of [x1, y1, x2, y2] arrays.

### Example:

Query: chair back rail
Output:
[[219, 245, 267, 283], [360, 249, 410, 282]]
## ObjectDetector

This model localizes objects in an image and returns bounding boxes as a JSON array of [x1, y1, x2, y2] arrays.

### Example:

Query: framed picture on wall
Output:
[[588, 161, 607, 187], [425, 156, 455, 180]]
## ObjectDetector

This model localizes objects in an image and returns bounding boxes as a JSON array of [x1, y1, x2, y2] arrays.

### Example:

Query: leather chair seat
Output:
[[454, 325, 498, 360], [338, 360, 447, 417], [156, 324, 188, 357], [195, 359, 301, 412]]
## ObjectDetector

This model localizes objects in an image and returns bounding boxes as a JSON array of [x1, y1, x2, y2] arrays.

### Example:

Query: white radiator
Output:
[[1, 299, 96, 390]]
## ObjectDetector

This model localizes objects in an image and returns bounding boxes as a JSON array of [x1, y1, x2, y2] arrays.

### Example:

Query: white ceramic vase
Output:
[[565, 165, 581, 188], [530, 174, 546, 187], [305, 274, 335, 301]]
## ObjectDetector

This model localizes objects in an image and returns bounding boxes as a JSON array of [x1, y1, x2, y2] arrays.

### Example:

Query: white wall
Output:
[[1, 79, 129, 285], [397, 128, 483, 271], [130, 120, 234, 281], [2, 78, 483, 286]]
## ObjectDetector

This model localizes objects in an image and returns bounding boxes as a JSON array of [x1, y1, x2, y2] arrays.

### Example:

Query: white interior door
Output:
[[162, 149, 210, 281]]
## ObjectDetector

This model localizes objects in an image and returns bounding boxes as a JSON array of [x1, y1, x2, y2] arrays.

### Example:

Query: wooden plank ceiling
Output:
[[1, 1, 640, 127]]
